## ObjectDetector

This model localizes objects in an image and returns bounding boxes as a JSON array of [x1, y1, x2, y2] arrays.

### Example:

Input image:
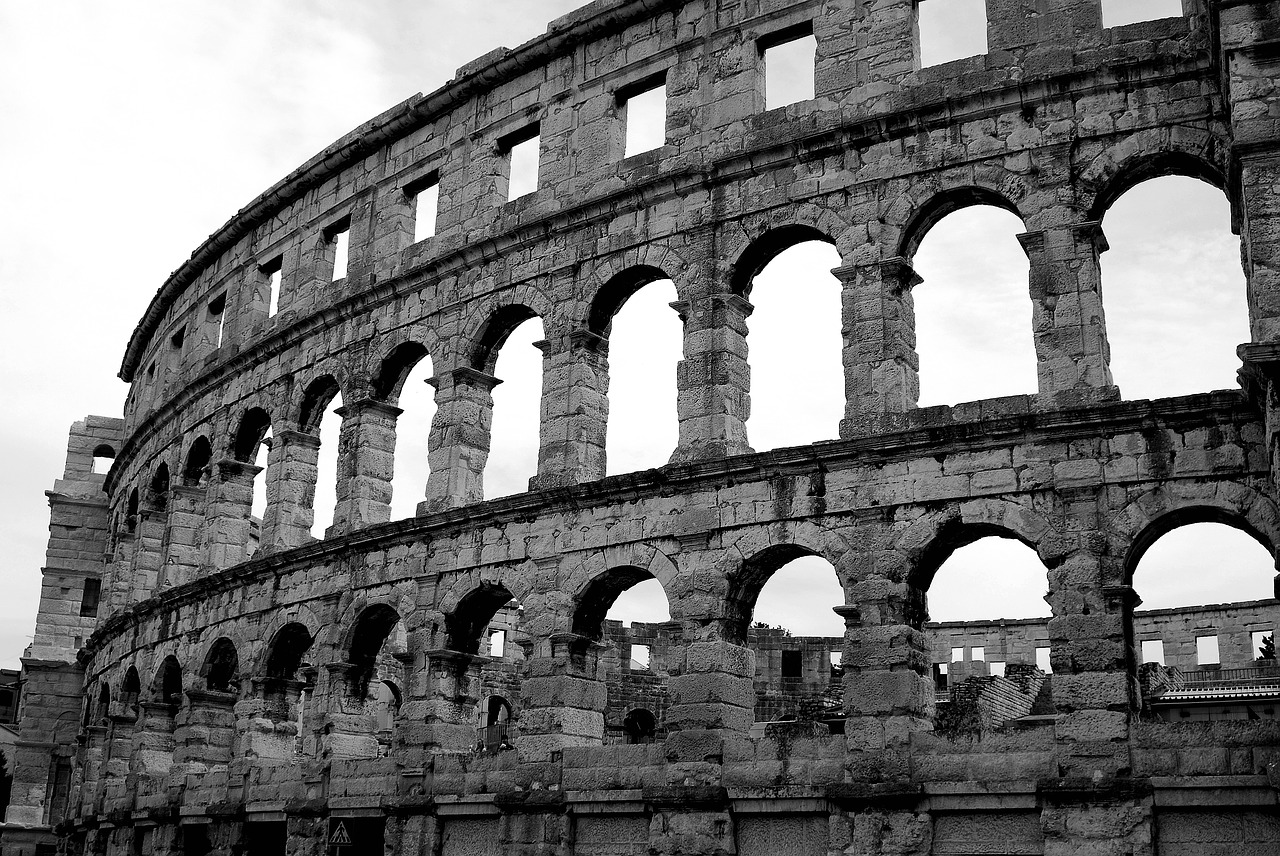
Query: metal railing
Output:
[[477, 721, 511, 752], [1176, 665, 1280, 690]]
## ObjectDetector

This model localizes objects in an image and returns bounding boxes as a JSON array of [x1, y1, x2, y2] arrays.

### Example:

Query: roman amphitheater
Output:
[[4, 0, 1280, 853]]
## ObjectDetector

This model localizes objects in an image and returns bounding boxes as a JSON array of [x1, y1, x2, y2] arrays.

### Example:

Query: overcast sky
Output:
[[0, 1, 1271, 670]]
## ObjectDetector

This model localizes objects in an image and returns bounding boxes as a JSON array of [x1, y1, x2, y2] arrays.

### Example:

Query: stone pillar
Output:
[[161, 485, 207, 589], [419, 369, 499, 513], [1240, 150, 1280, 342], [236, 675, 310, 761], [1048, 490, 1133, 778], [107, 536, 137, 614], [665, 628, 755, 737], [1018, 221, 1117, 405], [318, 662, 380, 761], [172, 689, 237, 769], [329, 399, 402, 535], [260, 430, 321, 550], [100, 711, 137, 816], [669, 294, 755, 463], [515, 633, 607, 760], [838, 258, 921, 437], [131, 701, 178, 778], [131, 508, 166, 601], [79, 725, 108, 818], [530, 331, 609, 490], [204, 460, 261, 570], [840, 585, 933, 781], [417, 650, 486, 753]]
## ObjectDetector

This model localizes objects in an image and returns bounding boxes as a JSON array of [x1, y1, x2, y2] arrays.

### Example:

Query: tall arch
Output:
[[152, 655, 183, 707], [231, 407, 272, 463], [729, 223, 836, 297], [297, 375, 341, 434], [201, 638, 240, 694], [897, 186, 1022, 262], [183, 436, 211, 487], [345, 604, 405, 699], [445, 583, 518, 655]]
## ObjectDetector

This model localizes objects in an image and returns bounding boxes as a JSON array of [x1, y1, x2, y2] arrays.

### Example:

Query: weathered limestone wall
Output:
[[9, 0, 1280, 854]]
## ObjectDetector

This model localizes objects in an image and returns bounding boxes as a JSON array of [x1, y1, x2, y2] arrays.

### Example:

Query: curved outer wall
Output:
[[6, 0, 1280, 854]]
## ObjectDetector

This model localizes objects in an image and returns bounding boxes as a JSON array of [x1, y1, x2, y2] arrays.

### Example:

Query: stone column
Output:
[[419, 369, 499, 512], [417, 650, 486, 753], [162, 485, 207, 589], [665, 625, 755, 737], [530, 331, 609, 490], [329, 399, 403, 535], [236, 676, 308, 761], [204, 460, 261, 570], [838, 258, 921, 437], [840, 584, 933, 781], [318, 662, 380, 761], [1018, 221, 1117, 405], [79, 725, 108, 818], [515, 633, 607, 761], [260, 430, 321, 550], [669, 294, 755, 463], [131, 508, 166, 601], [100, 711, 137, 816], [173, 689, 237, 769]]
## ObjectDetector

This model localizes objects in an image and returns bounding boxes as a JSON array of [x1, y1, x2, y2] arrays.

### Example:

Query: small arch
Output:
[[572, 566, 667, 640], [297, 376, 341, 434], [125, 488, 139, 534], [588, 265, 672, 335], [471, 304, 540, 375], [484, 694, 512, 727], [374, 680, 402, 732], [232, 407, 272, 463], [622, 707, 657, 744], [121, 666, 141, 709], [264, 623, 314, 680], [92, 444, 116, 459], [91, 445, 115, 475], [898, 186, 1022, 261], [446, 583, 517, 655], [202, 638, 240, 694], [346, 604, 405, 699], [153, 655, 183, 707], [372, 342, 431, 402], [183, 436, 212, 487], [148, 463, 170, 512], [730, 224, 836, 297], [94, 684, 110, 724]]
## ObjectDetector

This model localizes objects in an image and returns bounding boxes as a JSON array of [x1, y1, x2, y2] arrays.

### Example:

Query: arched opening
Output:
[[373, 681, 402, 735], [234, 408, 273, 531], [474, 306, 544, 500], [479, 694, 513, 751], [732, 550, 846, 727], [202, 638, 240, 694], [300, 377, 343, 538], [121, 666, 141, 711], [734, 228, 844, 451], [346, 605, 406, 702], [125, 488, 139, 534], [446, 584, 518, 655], [908, 193, 1034, 406], [1097, 174, 1246, 399], [91, 444, 115, 475], [262, 623, 316, 749], [153, 655, 183, 708], [622, 707, 657, 744], [590, 269, 681, 475], [1129, 515, 1277, 722], [148, 463, 170, 514], [914, 527, 1052, 731], [373, 343, 436, 521], [574, 567, 671, 640], [183, 437, 211, 487]]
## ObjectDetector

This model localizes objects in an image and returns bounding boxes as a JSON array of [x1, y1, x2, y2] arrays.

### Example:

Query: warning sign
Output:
[[330, 820, 352, 847]]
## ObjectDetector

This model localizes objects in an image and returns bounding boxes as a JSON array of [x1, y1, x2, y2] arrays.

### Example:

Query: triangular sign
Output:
[[330, 820, 352, 846]]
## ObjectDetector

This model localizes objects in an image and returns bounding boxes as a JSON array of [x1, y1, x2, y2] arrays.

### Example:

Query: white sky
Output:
[[0, 2, 1271, 670]]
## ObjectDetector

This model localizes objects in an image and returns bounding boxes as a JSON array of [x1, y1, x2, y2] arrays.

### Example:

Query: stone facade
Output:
[[5, 0, 1280, 853]]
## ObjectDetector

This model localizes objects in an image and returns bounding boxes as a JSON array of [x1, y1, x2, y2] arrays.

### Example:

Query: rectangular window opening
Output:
[[409, 175, 440, 243], [828, 651, 842, 668], [326, 222, 351, 281], [169, 327, 185, 350], [80, 578, 101, 618], [1252, 629, 1274, 660], [631, 643, 651, 671], [1035, 646, 1052, 673], [950, 646, 964, 663], [1141, 639, 1165, 666], [917, 0, 988, 68], [620, 76, 667, 158], [1102, 0, 1183, 28], [208, 293, 227, 349], [933, 663, 949, 693], [502, 126, 541, 201], [989, 661, 1006, 677], [262, 257, 283, 318], [781, 649, 803, 678], [489, 629, 506, 658], [971, 646, 985, 662], [761, 26, 816, 110], [1196, 634, 1220, 666]]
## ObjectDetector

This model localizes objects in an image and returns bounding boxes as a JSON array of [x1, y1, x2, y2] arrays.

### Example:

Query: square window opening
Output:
[[489, 629, 506, 658], [261, 257, 283, 318], [170, 328, 185, 350], [1196, 634, 1220, 666], [326, 221, 351, 281], [631, 643, 651, 671], [502, 127, 541, 201], [950, 646, 964, 663], [989, 660, 1006, 677], [828, 650, 842, 668], [408, 175, 440, 243], [1102, 0, 1183, 28], [781, 649, 803, 678], [1141, 639, 1165, 666], [917, 0, 988, 68], [971, 646, 985, 662], [620, 76, 667, 158], [761, 26, 816, 110], [1035, 646, 1052, 673]]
